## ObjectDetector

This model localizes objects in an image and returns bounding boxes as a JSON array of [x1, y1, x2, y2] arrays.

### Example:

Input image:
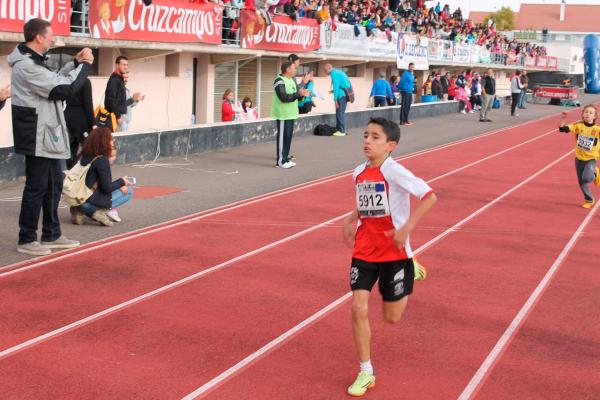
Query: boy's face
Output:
[[363, 123, 397, 160], [582, 107, 597, 124]]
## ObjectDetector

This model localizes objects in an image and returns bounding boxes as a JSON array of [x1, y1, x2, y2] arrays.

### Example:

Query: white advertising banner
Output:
[[478, 47, 491, 64], [367, 29, 398, 58], [396, 33, 429, 70], [452, 42, 470, 64], [319, 22, 367, 55], [428, 39, 453, 62]]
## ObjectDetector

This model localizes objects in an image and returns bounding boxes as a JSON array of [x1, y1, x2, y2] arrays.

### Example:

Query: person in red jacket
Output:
[[221, 89, 236, 122], [447, 75, 456, 100]]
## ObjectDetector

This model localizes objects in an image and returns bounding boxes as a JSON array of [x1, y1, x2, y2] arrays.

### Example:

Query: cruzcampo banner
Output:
[[88, 0, 222, 44], [0, 0, 71, 35], [240, 10, 320, 52]]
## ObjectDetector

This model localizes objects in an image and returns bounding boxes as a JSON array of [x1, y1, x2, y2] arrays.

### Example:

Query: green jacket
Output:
[[271, 75, 300, 120]]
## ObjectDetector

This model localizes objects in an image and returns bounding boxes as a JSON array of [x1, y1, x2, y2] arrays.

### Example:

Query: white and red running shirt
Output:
[[352, 157, 433, 262]]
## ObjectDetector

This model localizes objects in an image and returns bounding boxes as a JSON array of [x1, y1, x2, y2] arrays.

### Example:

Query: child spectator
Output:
[[237, 97, 259, 120], [221, 89, 237, 122]]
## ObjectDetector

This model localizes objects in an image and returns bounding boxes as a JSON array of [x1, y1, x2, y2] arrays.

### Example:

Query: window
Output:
[[46, 48, 99, 76], [296, 62, 319, 77], [340, 65, 358, 77], [213, 62, 236, 122], [71, 0, 90, 35], [212, 58, 277, 122]]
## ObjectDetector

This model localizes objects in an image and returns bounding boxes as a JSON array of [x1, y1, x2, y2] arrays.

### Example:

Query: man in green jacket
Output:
[[271, 61, 310, 169]]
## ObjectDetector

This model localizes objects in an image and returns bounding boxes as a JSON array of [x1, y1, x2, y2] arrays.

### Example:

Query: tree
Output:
[[483, 7, 516, 31]]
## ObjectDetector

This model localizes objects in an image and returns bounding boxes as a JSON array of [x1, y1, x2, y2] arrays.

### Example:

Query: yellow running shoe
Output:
[[414, 258, 427, 281], [582, 200, 595, 209], [595, 167, 600, 186], [347, 371, 375, 397]]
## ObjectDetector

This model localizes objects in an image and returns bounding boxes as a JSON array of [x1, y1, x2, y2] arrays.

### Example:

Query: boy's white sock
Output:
[[360, 360, 374, 375]]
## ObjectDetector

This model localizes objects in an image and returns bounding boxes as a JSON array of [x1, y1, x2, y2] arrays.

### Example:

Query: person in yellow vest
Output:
[[271, 61, 310, 169], [559, 105, 600, 208]]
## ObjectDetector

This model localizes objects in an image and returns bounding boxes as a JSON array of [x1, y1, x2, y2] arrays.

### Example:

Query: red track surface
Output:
[[1, 109, 598, 400]]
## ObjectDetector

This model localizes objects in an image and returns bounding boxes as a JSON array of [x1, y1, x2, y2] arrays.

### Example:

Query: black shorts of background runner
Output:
[[350, 258, 415, 301]]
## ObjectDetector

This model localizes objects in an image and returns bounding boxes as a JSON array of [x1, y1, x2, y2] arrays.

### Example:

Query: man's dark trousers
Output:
[[18, 156, 63, 244]]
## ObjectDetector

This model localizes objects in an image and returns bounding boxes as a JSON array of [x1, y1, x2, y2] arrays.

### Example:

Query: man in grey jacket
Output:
[[9, 18, 94, 256]]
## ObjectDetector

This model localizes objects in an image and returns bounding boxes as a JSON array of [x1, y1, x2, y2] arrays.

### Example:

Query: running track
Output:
[[1, 108, 599, 399]]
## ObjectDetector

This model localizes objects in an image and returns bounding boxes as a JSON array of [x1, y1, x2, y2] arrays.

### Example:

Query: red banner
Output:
[[240, 11, 319, 52], [536, 56, 548, 68], [535, 86, 578, 100], [525, 56, 536, 68], [88, 0, 222, 44], [0, 0, 71, 35], [547, 56, 558, 69]]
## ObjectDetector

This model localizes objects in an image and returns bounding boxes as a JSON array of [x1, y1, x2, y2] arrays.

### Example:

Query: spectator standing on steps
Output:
[[369, 73, 393, 107], [64, 77, 95, 169], [510, 69, 523, 117], [271, 61, 310, 169], [431, 73, 443, 100], [518, 70, 528, 110], [9, 18, 93, 256], [324, 63, 352, 136], [399, 62, 415, 125], [480, 68, 496, 122], [104, 55, 129, 129], [118, 72, 144, 132]]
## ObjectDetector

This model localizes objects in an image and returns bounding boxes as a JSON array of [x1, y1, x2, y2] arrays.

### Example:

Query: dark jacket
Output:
[[483, 76, 496, 95], [82, 155, 125, 209], [440, 76, 449, 94], [65, 78, 95, 140], [104, 71, 127, 118], [8, 44, 91, 158], [0, 99, 5, 110], [431, 79, 443, 98]]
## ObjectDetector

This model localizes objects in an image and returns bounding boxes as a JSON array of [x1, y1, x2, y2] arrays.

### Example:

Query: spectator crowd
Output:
[[220, 0, 548, 66]]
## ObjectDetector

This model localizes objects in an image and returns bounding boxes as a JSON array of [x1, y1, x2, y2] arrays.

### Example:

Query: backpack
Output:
[[313, 124, 337, 136], [343, 84, 355, 103], [62, 157, 99, 206], [94, 104, 118, 132], [493, 97, 500, 109]]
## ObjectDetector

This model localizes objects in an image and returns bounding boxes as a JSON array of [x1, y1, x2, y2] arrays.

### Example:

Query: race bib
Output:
[[577, 135, 595, 151], [356, 181, 390, 217]]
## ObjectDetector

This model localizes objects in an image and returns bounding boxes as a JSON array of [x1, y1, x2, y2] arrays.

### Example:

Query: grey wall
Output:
[[1, 101, 458, 181]]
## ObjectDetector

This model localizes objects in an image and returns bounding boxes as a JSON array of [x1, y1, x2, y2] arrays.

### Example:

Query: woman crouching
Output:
[[70, 127, 133, 226]]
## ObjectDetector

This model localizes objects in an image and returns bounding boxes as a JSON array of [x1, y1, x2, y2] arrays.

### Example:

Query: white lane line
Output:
[[0, 124, 558, 278], [0, 114, 559, 276], [456, 199, 600, 400], [0, 215, 347, 360], [0, 142, 567, 362], [180, 150, 573, 399]]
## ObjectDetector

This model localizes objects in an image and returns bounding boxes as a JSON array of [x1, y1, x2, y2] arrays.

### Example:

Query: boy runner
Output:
[[342, 117, 437, 396]]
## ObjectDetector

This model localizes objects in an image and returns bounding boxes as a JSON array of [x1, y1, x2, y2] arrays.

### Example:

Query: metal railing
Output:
[[222, 5, 241, 46], [70, 0, 89, 35]]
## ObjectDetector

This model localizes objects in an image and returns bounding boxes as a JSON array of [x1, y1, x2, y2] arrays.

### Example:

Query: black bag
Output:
[[313, 124, 336, 136]]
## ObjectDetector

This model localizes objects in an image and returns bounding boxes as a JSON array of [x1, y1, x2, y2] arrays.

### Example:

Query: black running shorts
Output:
[[350, 258, 415, 301]]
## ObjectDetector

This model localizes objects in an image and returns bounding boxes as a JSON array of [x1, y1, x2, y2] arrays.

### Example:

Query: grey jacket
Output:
[[8, 44, 91, 159]]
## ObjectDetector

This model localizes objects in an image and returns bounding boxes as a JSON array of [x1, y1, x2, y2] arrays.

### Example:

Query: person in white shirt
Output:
[[510, 70, 524, 117], [237, 97, 258, 121]]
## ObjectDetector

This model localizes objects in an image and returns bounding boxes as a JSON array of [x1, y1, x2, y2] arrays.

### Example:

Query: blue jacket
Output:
[[330, 69, 351, 102], [370, 79, 393, 99], [298, 80, 315, 107], [399, 70, 414, 93]]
